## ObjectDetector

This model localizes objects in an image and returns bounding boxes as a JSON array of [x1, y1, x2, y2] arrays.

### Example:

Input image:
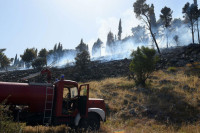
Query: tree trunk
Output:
[[192, 23, 195, 44], [150, 28, 161, 54], [167, 34, 169, 48], [197, 19, 200, 44]]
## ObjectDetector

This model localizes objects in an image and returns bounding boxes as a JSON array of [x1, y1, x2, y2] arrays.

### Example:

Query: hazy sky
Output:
[[0, 0, 195, 58]]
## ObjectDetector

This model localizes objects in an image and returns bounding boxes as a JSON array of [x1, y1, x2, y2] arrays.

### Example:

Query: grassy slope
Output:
[[22, 65, 200, 133], [88, 66, 200, 133]]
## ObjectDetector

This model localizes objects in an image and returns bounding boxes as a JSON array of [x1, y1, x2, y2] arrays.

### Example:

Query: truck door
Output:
[[78, 84, 89, 116]]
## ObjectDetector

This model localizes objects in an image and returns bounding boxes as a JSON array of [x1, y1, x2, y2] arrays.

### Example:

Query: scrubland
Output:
[[2, 63, 200, 133]]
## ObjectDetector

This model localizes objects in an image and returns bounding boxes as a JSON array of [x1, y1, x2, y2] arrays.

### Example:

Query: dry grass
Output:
[[86, 66, 200, 133], [22, 66, 200, 133], [23, 125, 71, 133]]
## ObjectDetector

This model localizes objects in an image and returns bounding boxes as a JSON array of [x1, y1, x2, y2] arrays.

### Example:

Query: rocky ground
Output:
[[0, 44, 200, 83]]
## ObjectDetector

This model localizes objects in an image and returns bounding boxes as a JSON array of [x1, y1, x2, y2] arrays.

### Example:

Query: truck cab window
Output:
[[62, 87, 70, 114], [70, 87, 78, 98], [62, 86, 78, 115], [80, 87, 87, 96]]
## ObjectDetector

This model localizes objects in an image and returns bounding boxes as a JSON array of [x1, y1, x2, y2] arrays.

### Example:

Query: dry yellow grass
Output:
[[21, 66, 200, 133], [86, 67, 200, 133]]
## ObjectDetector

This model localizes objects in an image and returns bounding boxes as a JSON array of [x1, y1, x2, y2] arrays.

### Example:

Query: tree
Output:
[[118, 19, 122, 40], [38, 48, 48, 58], [14, 54, 18, 66], [160, 6, 173, 48], [53, 44, 57, 52], [0, 49, 10, 69], [92, 38, 103, 57], [132, 25, 149, 44], [38, 48, 48, 66], [32, 58, 46, 69], [196, 8, 200, 44], [21, 48, 37, 68], [133, 0, 161, 54], [106, 31, 114, 54], [76, 39, 89, 53], [173, 35, 179, 46], [183, 2, 199, 44], [129, 46, 158, 86], [149, 4, 157, 28], [171, 18, 183, 28], [75, 50, 90, 77], [0, 54, 10, 69]]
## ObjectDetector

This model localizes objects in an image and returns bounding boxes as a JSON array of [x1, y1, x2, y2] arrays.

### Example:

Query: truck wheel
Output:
[[79, 113, 100, 131]]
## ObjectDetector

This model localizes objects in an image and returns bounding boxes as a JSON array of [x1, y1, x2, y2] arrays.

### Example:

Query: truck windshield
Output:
[[70, 87, 78, 98]]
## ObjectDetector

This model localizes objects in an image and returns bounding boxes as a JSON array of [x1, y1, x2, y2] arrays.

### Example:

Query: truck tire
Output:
[[79, 113, 100, 131]]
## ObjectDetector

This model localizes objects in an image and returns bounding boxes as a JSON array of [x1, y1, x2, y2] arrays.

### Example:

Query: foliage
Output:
[[129, 46, 158, 86], [32, 57, 47, 69], [47, 43, 65, 65], [75, 39, 88, 53], [13, 54, 19, 66], [167, 67, 177, 72], [160, 6, 173, 28], [131, 25, 149, 44], [75, 50, 90, 78], [92, 38, 103, 57], [173, 35, 179, 46], [0, 52, 10, 69], [21, 48, 37, 68], [182, 2, 199, 44], [38, 48, 48, 58], [149, 4, 157, 27], [118, 19, 122, 40], [106, 31, 115, 54], [0, 101, 23, 132], [160, 6, 173, 48], [133, 0, 161, 54]]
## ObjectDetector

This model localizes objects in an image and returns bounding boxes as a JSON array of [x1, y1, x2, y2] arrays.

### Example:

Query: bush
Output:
[[167, 67, 177, 72], [32, 57, 47, 69], [0, 101, 23, 132], [129, 46, 158, 86]]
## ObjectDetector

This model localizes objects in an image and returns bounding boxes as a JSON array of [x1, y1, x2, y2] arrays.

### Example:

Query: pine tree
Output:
[[149, 4, 157, 28], [14, 54, 18, 65], [75, 39, 89, 53], [92, 38, 103, 57], [106, 31, 114, 54], [183, 2, 199, 44], [133, 0, 161, 54], [160, 6, 173, 48], [118, 19, 122, 40], [53, 44, 57, 52]]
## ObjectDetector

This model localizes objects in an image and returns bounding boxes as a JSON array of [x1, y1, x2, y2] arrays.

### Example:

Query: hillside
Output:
[[21, 66, 200, 133], [1, 44, 200, 132], [1, 44, 200, 83]]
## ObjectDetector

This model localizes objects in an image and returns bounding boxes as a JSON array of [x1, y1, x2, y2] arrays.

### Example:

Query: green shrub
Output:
[[32, 57, 47, 69], [129, 46, 158, 86], [0, 101, 24, 132], [167, 67, 177, 72]]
